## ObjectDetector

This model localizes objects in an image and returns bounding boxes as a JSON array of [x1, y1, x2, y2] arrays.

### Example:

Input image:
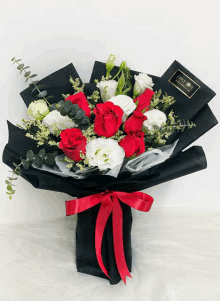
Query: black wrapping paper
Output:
[[2, 62, 217, 284]]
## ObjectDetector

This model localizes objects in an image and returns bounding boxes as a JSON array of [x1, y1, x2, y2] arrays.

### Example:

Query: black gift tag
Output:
[[169, 69, 200, 98]]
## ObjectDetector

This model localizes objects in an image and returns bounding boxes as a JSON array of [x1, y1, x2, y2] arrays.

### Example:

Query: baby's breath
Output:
[[69, 77, 85, 94]]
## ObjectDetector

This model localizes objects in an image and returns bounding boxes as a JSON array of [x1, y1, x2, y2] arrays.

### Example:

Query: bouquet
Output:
[[3, 55, 217, 285]]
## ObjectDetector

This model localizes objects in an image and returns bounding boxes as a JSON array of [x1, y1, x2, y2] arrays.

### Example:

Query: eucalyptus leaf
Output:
[[38, 148, 46, 158], [24, 71, 31, 77], [44, 153, 55, 166], [7, 191, 15, 195], [30, 74, 37, 78], [14, 170, 21, 176], [7, 185, 12, 191], [26, 150, 35, 161], [5, 180, 10, 185], [22, 159, 30, 170], [38, 90, 47, 98], [34, 155, 43, 168], [17, 64, 24, 70], [13, 162, 21, 170], [46, 95, 54, 100]]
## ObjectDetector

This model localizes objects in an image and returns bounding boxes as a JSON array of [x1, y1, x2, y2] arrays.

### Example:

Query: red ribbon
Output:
[[66, 190, 154, 284]]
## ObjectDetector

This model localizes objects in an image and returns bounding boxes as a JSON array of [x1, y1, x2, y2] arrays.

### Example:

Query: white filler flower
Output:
[[28, 99, 49, 119], [86, 138, 125, 171], [97, 80, 118, 102], [109, 95, 136, 117], [143, 109, 167, 131], [42, 110, 77, 134], [134, 73, 154, 95]]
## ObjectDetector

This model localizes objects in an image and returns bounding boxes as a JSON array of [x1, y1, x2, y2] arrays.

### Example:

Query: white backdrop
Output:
[[1, 0, 220, 225]]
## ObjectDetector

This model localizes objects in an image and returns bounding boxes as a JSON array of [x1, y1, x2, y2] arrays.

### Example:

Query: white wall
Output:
[[1, 0, 220, 225]]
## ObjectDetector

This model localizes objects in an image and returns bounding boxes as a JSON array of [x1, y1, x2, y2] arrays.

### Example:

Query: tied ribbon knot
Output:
[[66, 190, 154, 284]]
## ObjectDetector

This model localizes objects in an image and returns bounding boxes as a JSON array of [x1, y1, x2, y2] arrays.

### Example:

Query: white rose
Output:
[[86, 138, 125, 171], [109, 95, 136, 117], [134, 73, 154, 96], [28, 99, 49, 119], [42, 110, 77, 134], [97, 80, 118, 102], [143, 109, 167, 131]]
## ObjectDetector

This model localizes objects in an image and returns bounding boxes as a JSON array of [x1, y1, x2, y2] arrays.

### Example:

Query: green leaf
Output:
[[23, 66, 30, 69], [5, 180, 10, 185], [7, 190, 15, 195], [7, 185, 12, 191], [22, 159, 30, 170], [34, 155, 43, 168], [26, 150, 35, 161], [11, 57, 15, 61], [38, 148, 46, 158], [44, 153, 55, 166], [30, 74, 37, 78], [116, 70, 125, 95], [38, 90, 47, 98], [46, 95, 54, 100], [13, 162, 21, 170], [17, 64, 24, 70], [14, 170, 21, 176], [121, 86, 131, 95], [24, 71, 31, 77], [8, 177, 18, 180]]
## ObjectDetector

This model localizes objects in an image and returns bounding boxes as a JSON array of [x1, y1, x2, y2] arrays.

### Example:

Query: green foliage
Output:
[[26, 150, 35, 161], [116, 70, 125, 95], [50, 98, 90, 130], [69, 77, 84, 94], [87, 90, 100, 108], [150, 90, 176, 112], [6, 148, 58, 199], [121, 66, 132, 95], [143, 110, 196, 150]]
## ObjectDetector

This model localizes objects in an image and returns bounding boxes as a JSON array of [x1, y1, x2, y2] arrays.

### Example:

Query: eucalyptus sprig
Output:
[[11, 57, 53, 106], [6, 149, 58, 199], [5, 163, 22, 200]]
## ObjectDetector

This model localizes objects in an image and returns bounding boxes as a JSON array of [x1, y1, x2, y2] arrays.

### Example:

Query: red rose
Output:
[[134, 88, 154, 112], [65, 92, 91, 117], [59, 128, 87, 162], [93, 101, 124, 138], [124, 110, 147, 134], [119, 130, 145, 157]]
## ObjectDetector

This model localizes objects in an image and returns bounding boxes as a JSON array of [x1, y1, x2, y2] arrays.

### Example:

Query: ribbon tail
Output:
[[95, 196, 113, 279], [112, 195, 132, 284]]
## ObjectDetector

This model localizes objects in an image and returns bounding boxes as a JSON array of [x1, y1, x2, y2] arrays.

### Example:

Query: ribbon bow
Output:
[[66, 190, 154, 284]]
